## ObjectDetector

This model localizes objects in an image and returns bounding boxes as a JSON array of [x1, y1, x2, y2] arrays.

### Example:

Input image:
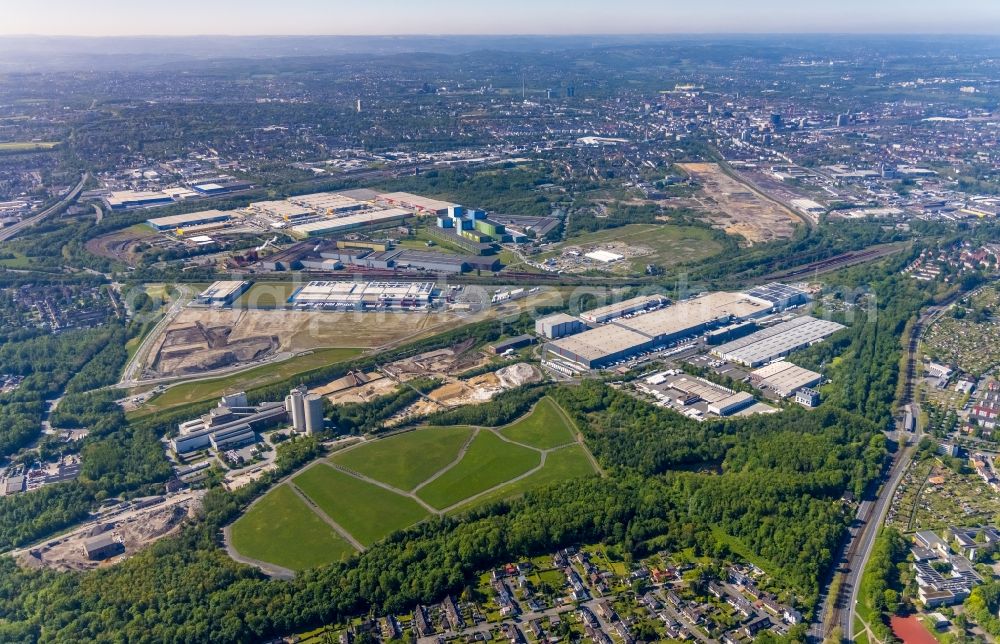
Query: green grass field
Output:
[[0, 251, 34, 270], [396, 234, 464, 255], [417, 430, 540, 510], [500, 397, 577, 449], [0, 141, 59, 153], [540, 223, 723, 274], [331, 426, 474, 491], [449, 444, 598, 513], [294, 464, 430, 545], [228, 400, 602, 571], [229, 484, 358, 570], [137, 347, 364, 414]]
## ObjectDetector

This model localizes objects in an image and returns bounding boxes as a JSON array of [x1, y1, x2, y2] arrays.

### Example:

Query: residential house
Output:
[[742, 615, 772, 638]]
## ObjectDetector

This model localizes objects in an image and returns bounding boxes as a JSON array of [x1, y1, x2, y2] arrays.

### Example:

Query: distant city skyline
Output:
[[4, 0, 1000, 37]]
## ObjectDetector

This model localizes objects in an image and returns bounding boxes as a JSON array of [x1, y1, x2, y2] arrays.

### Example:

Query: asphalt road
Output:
[[0, 173, 88, 243], [118, 284, 193, 387], [809, 293, 964, 643]]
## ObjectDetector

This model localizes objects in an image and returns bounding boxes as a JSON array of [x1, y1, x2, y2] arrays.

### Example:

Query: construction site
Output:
[[141, 306, 465, 381], [16, 492, 202, 572], [314, 371, 397, 405], [150, 320, 278, 377], [677, 163, 800, 244], [402, 362, 542, 418], [382, 339, 487, 381]]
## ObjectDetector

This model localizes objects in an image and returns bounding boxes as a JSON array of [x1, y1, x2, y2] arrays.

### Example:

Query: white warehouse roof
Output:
[[713, 316, 845, 367]]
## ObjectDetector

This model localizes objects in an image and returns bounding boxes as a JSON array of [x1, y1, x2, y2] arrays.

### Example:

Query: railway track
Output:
[[812, 290, 962, 643], [199, 244, 900, 290], [764, 245, 904, 282]]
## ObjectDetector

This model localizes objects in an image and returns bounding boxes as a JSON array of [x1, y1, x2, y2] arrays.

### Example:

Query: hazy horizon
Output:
[[4, 0, 1000, 37]]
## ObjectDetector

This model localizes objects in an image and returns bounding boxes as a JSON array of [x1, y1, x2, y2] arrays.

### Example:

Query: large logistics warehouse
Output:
[[147, 209, 232, 231], [190, 178, 253, 195], [289, 208, 413, 238], [289, 192, 366, 214], [378, 192, 456, 214], [248, 200, 316, 222], [750, 361, 823, 398], [107, 190, 175, 210], [535, 313, 585, 339], [613, 291, 774, 342], [288, 281, 435, 310], [547, 291, 775, 369], [338, 248, 469, 273], [743, 282, 810, 310], [196, 280, 251, 306], [579, 295, 669, 324], [545, 325, 653, 368], [712, 316, 846, 367], [545, 289, 814, 370]]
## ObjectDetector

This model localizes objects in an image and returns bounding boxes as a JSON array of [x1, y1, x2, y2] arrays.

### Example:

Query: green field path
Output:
[[331, 425, 474, 491], [448, 444, 599, 514], [225, 399, 605, 573], [229, 484, 357, 571], [294, 464, 430, 546], [416, 430, 540, 510], [499, 397, 577, 449]]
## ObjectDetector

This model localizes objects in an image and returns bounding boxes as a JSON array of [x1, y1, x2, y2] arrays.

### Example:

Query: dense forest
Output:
[[0, 376, 877, 641], [375, 163, 560, 217], [0, 324, 122, 458], [0, 293, 171, 548], [689, 218, 911, 285], [794, 262, 931, 424], [0, 385, 172, 549], [858, 528, 909, 641]]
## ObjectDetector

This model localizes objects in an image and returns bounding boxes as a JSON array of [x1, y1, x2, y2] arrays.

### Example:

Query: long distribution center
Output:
[[711, 316, 845, 367], [288, 281, 435, 310], [546, 291, 777, 369]]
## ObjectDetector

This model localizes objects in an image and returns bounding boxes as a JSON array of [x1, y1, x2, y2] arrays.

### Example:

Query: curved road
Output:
[[0, 173, 88, 243], [118, 285, 194, 387]]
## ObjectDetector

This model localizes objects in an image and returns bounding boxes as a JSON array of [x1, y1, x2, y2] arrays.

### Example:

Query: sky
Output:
[[2, 0, 1000, 36]]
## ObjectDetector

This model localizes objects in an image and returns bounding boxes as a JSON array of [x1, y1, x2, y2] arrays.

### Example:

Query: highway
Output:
[[0, 173, 88, 243]]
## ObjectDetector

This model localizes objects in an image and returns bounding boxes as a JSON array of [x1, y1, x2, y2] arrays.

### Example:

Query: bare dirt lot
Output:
[[317, 371, 399, 404], [85, 225, 157, 266], [383, 339, 485, 381], [153, 321, 278, 377], [17, 494, 201, 572], [397, 362, 543, 420], [156, 308, 460, 362], [677, 162, 800, 244]]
